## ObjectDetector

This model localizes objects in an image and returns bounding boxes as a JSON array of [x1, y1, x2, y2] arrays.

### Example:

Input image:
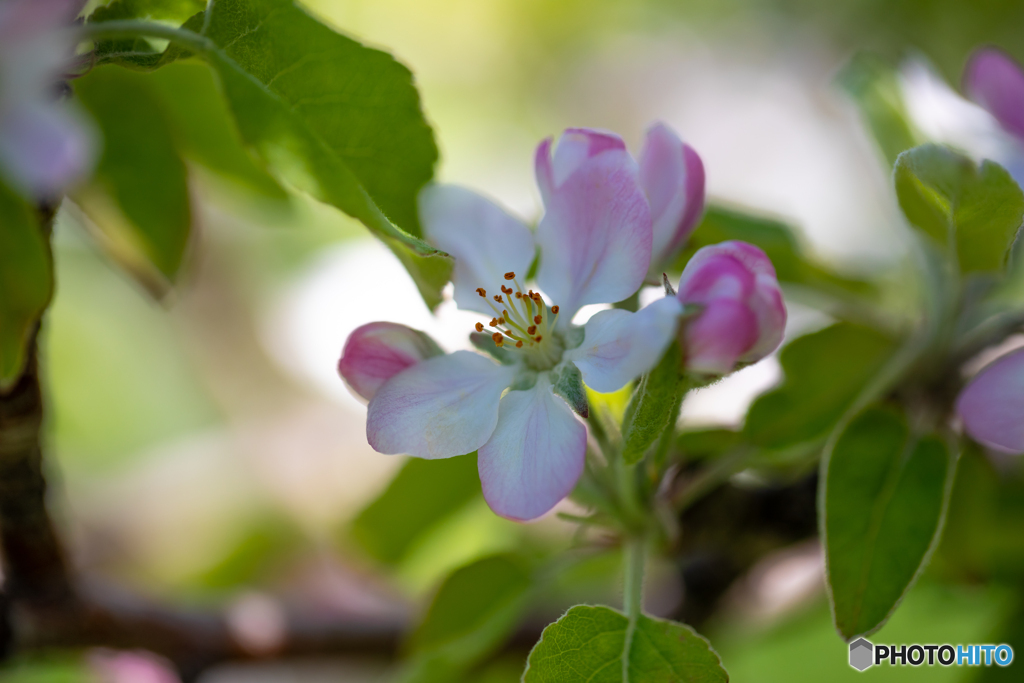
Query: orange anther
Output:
[[551, 305, 560, 314], [490, 318, 499, 326], [498, 317, 505, 325], [515, 292, 523, 299], [492, 332, 504, 343], [527, 325, 537, 335], [534, 315, 542, 324], [475, 322, 484, 332], [494, 295, 503, 303], [504, 272, 516, 280], [535, 335, 543, 342], [476, 288, 486, 297], [515, 340, 523, 348]]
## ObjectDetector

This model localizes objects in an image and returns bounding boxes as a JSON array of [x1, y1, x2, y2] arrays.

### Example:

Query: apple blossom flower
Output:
[[676, 240, 786, 375], [956, 348, 1024, 453], [639, 122, 706, 278], [340, 128, 685, 520], [0, 0, 95, 198], [964, 47, 1024, 143]]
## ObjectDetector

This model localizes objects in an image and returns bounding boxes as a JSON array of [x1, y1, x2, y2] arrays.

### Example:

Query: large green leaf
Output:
[[145, 62, 288, 200], [88, 0, 452, 308], [673, 205, 873, 297], [399, 555, 532, 683], [0, 186, 51, 390], [837, 53, 919, 167], [523, 605, 728, 683], [822, 406, 956, 639], [895, 144, 1024, 273], [349, 453, 481, 565], [621, 341, 683, 464], [90, 2, 205, 70], [74, 66, 192, 288], [744, 323, 894, 450]]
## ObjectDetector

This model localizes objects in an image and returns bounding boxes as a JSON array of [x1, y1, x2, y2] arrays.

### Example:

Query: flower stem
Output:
[[79, 20, 215, 55], [622, 535, 645, 620]]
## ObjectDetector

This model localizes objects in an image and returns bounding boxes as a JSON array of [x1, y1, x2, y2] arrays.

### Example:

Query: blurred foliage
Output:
[[0, 183, 51, 390]]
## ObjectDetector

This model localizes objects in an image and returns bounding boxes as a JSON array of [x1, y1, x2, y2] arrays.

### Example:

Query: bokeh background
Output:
[[11, 0, 1024, 680]]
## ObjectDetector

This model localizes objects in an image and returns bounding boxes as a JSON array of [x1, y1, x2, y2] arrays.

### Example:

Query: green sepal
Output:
[[552, 362, 589, 418]]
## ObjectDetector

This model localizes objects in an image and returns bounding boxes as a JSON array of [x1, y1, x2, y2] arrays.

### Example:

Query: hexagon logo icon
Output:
[[849, 638, 874, 671]]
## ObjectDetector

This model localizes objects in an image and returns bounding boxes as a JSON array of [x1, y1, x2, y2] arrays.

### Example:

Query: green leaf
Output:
[[145, 61, 288, 200], [823, 406, 956, 639], [74, 66, 192, 289], [87, 0, 452, 307], [621, 341, 683, 464], [523, 605, 728, 683], [836, 53, 919, 167], [894, 144, 1024, 273], [202, 0, 449, 307], [552, 362, 589, 418], [350, 453, 481, 565], [744, 323, 894, 450], [673, 205, 873, 296], [399, 555, 532, 683], [0, 185, 51, 390]]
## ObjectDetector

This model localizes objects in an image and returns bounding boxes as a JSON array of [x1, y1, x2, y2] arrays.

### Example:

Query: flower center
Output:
[[473, 271, 564, 371]]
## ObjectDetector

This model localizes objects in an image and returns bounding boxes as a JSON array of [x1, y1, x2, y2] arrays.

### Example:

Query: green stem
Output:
[[79, 20, 215, 54], [622, 535, 645, 620]]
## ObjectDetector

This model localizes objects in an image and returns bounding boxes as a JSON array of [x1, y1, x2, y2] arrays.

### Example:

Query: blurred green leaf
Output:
[[350, 453, 481, 565], [399, 554, 532, 683], [675, 428, 743, 461], [0, 184, 51, 390], [674, 205, 874, 297], [194, 514, 302, 592], [145, 62, 289, 201], [823, 406, 955, 639], [934, 445, 1024, 582], [74, 66, 192, 290], [88, 0, 451, 307], [895, 144, 1024, 273], [523, 605, 728, 682], [622, 341, 683, 464], [972, 592, 1024, 683], [837, 53, 920, 167], [744, 323, 894, 451]]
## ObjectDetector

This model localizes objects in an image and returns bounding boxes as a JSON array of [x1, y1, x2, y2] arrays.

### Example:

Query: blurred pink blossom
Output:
[[89, 649, 181, 683], [956, 348, 1024, 453], [0, 0, 95, 197]]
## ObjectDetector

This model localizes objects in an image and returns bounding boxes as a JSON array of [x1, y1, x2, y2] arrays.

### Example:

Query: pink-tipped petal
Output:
[[964, 47, 1024, 141], [338, 322, 443, 401], [535, 130, 652, 320], [0, 103, 96, 197], [683, 299, 759, 375], [677, 241, 786, 375], [639, 123, 706, 274], [567, 296, 683, 393], [743, 274, 786, 361], [957, 348, 1024, 453], [478, 383, 586, 521], [419, 184, 535, 315], [367, 351, 515, 459]]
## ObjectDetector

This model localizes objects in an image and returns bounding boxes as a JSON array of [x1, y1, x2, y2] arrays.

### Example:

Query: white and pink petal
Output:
[[478, 382, 586, 521], [566, 296, 683, 393], [640, 123, 706, 273], [419, 184, 535, 315], [535, 130, 652, 321], [366, 351, 515, 460], [956, 348, 1024, 453]]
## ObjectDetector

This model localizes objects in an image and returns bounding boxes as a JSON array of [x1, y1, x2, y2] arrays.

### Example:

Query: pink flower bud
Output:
[[639, 123, 705, 275], [956, 348, 1024, 453], [338, 322, 443, 401], [964, 47, 1024, 142], [676, 241, 785, 375]]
